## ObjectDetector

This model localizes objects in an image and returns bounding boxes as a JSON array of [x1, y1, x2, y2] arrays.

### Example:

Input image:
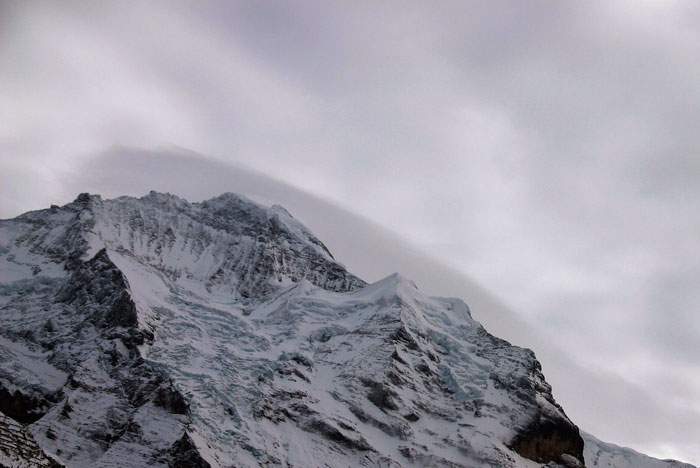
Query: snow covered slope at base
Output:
[[583, 432, 696, 468], [0, 192, 693, 468]]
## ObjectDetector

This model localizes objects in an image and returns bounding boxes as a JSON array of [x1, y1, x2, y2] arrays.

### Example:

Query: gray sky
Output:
[[2, 1, 699, 464]]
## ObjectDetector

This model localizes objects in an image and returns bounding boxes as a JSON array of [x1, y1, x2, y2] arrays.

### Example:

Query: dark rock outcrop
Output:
[[0, 412, 63, 468], [0, 385, 55, 425], [57, 248, 138, 329], [154, 382, 190, 416], [509, 410, 585, 464], [169, 433, 211, 468]]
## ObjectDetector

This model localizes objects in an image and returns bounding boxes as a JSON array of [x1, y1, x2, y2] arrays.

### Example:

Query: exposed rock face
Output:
[[57, 248, 138, 329], [506, 359, 585, 464], [0, 384, 57, 425], [169, 433, 211, 468], [0, 412, 63, 468], [0, 192, 691, 468], [510, 414, 585, 464]]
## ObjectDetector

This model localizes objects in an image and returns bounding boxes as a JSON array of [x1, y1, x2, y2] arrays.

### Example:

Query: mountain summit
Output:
[[0, 192, 693, 468]]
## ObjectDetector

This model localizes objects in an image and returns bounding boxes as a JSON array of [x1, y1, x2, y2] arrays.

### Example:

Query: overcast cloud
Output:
[[1, 1, 699, 464]]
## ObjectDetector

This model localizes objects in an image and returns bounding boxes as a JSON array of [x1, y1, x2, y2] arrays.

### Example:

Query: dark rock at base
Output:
[[0, 412, 64, 468], [169, 433, 211, 468], [509, 411, 585, 465], [0, 385, 53, 425]]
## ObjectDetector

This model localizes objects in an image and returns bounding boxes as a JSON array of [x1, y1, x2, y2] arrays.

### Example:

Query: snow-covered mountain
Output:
[[0, 192, 693, 468]]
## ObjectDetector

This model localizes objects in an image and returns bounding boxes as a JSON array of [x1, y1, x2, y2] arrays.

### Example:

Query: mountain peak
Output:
[[1, 191, 689, 468], [354, 272, 420, 304], [72, 192, 101, 204]]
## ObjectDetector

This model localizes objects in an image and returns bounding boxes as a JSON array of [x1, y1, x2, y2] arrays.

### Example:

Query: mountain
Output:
[[0, 192, 693, 468]]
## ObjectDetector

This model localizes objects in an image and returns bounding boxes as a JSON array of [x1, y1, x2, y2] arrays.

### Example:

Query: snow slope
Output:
[[583, 432, 695, 468]]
